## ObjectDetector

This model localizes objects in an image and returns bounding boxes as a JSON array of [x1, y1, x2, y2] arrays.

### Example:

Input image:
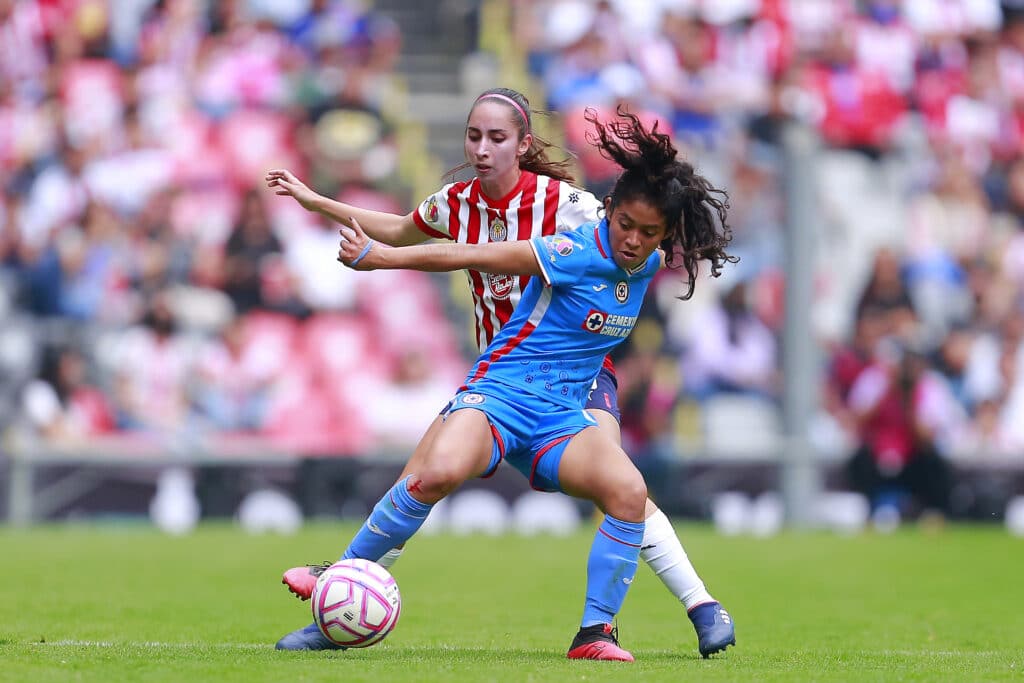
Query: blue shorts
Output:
[[584, 366, 620, 422], [443, 382, 599, 492]]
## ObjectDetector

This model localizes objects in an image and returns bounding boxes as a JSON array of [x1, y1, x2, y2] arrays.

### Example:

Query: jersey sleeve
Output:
[[529, 229, 593, 287], [553, 184, 602, 233], [412, 183, 458, 240]]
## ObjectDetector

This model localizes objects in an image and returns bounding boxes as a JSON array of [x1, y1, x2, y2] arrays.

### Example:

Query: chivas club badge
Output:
[[488, 214, 507, 242]]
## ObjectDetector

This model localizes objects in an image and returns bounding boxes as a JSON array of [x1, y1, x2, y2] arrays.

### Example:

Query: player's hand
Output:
[[265, 168, 319, 212], [337, 217, 378, 270]]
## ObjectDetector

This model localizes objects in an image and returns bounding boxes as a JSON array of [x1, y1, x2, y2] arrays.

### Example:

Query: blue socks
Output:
[[342, 477, 433, 562], [342, 482, 642, 629], [582, 515, 644, 627]]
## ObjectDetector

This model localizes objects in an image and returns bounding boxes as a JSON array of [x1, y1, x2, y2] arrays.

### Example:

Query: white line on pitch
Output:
[[32, 641, 268, 649]]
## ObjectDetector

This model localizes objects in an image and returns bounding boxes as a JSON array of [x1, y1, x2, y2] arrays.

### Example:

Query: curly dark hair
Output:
[[585, 107, 737, 300], [447, 87, 577, 184]]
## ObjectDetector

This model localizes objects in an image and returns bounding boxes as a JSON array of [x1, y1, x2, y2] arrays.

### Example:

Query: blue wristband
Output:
[[349, 239, 375, 266]]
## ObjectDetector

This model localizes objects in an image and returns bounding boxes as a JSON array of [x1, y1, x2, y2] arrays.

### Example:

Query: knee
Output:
[[409, 459, 468, 503], [602, 470, 647, 523]]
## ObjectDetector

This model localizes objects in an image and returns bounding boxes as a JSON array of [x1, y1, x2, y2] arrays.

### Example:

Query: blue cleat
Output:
[[275, 622, 347, 651], [688, 601, 735, 658]]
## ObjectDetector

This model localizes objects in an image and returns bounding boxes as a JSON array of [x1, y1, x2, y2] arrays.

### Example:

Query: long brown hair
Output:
[[586, 107, 737, 300], [447, 87, 576, 184]]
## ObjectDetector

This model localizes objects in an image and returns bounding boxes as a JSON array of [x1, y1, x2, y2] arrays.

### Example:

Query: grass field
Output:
[[1, 522, 1022, 682]]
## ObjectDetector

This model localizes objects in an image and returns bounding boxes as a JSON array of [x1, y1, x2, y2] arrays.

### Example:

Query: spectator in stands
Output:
[[904, 152, 988, 335], [21, 137, 90, 255], [680, 279, 778, 401], [615, 324, 682, 463], [825, 304, 890, 437], [845, 343, 959, 517], [359, 348, 458, 451], [111, 291, 195, 433], [634, 13, 726, 147], [21, 345, 116, 441], [801, 23, 908, 157], [192, 315, 275, 432], [127, 188, 193, 299], [53, 200, 127, 322], [222, 188, 283, 314], [856, 247, 919, 343], [561, 61, 669, 199], [995, 158, 1024, 286]]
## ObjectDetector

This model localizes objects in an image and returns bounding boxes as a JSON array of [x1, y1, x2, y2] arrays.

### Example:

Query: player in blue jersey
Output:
[[271, 88, 737, 658], [275, 109, 735, 661]]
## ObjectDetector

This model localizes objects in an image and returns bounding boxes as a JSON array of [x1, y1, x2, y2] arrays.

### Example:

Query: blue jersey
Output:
[[463, 218, 661, 409]]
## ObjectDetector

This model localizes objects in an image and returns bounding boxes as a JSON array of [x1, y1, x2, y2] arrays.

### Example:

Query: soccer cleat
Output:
[[275, 622, 346, 651], [688, 601, 736, 658], [282, 562, 332, 601], [566, 623, 635, 662]]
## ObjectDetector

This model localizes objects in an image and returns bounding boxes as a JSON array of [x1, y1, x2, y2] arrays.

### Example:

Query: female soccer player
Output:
[[267, 89, 735, 656], [276, 108, 734, 660]]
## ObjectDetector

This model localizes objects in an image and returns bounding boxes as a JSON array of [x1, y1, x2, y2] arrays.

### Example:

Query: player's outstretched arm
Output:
[[338, 218, 542, 276], [265, 168, 424, 247]]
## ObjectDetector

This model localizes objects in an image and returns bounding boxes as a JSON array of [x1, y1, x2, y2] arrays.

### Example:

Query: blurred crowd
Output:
[[0, 0, 465, 454], [5, 0, 1024, 519], [518, 0, 1024, 516]]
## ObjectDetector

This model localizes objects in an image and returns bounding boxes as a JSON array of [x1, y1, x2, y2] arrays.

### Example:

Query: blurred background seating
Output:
[[4, 0, 1024, 523]]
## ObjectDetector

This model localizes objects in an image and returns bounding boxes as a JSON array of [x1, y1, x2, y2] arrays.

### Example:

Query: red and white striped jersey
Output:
[[413, 170, 602, 353]]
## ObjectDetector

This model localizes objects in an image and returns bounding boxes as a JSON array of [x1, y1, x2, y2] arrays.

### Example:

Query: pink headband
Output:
[[476, 93, 530, 132]]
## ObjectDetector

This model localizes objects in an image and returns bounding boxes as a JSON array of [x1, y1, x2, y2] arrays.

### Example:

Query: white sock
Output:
[[377, 547, 404, 570], [641, 509, 714, 610]]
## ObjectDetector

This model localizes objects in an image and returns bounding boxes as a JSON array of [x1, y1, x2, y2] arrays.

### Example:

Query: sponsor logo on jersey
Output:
[[488, 273, 514, 300], [461, 393, 486, 405], [615, 280, 629, 303], [583, 309, 607, 333], [592, 284, 607, 292], [424, 196, 439, 223], [583, 311, 637, 338], [488, 214, 507, 242]]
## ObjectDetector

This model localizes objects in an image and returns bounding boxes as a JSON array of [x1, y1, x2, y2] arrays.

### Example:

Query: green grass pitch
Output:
[[1, 522, 1022, 682]]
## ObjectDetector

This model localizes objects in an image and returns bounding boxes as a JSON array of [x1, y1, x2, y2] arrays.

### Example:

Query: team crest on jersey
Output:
[[488, 273, 514, 300], [460, 393, 486, 405], [488, 214, 507, 242], [423, 196, 439, 223], [582, 309, 607, 333], [615, 281, 629, 303]]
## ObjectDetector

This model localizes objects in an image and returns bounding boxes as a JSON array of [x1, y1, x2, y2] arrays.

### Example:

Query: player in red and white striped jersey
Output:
[[411, 167, 599, 352], [266, 88, 735, 657]]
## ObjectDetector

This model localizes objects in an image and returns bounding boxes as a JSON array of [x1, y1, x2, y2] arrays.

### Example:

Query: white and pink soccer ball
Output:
[[311, 559, 402, 648]]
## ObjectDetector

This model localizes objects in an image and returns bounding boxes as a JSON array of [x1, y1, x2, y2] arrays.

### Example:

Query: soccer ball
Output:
[[311, 559, 402, 648]]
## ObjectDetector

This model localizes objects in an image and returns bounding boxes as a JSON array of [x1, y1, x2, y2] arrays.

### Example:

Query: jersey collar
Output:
[[477, 170, 535, 209]]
